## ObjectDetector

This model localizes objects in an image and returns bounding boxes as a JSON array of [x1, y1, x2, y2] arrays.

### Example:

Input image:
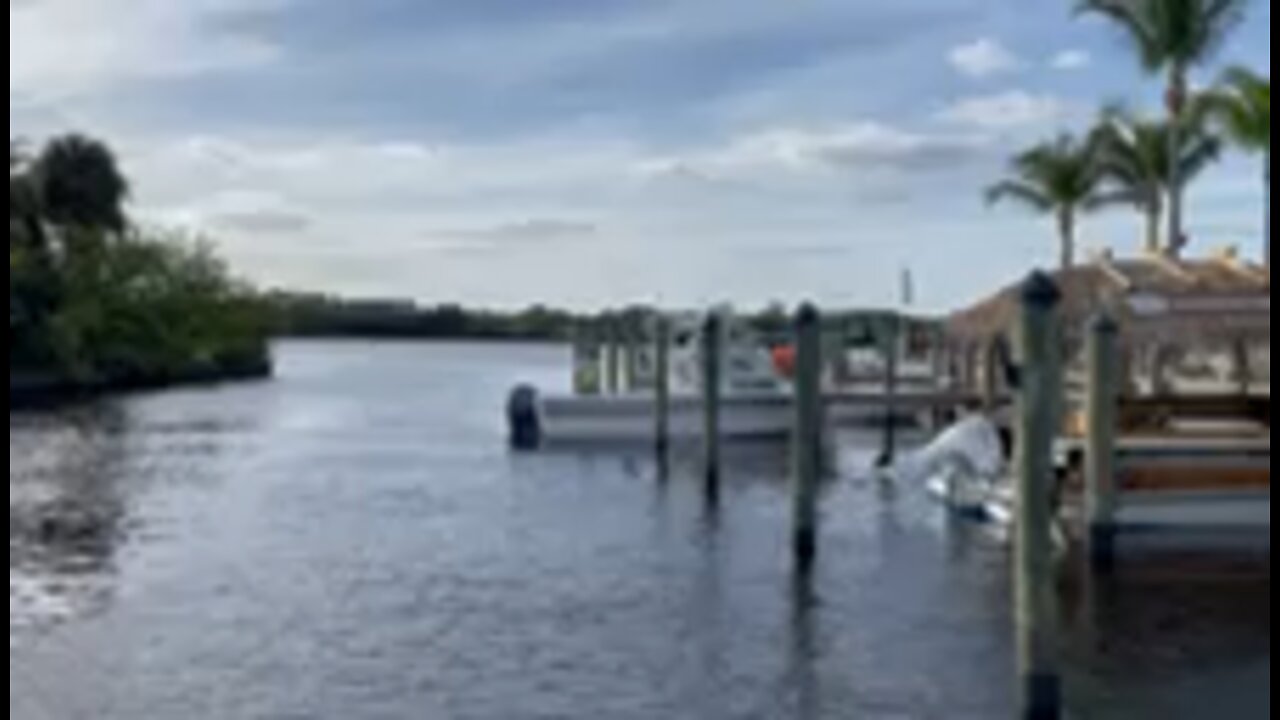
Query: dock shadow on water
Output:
[[10, 342, 1270, 720]]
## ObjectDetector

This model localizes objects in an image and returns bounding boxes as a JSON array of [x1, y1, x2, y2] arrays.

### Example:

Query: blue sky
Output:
[[10, 0, 1271, 310]]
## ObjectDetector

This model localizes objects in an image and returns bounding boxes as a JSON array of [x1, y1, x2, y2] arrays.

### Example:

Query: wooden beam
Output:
[[1091, 249, 1134, 291], [1144, 251, 1198, 285]]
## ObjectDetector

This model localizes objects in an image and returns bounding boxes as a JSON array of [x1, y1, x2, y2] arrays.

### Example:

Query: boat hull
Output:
[[537, 392, 921, 444]]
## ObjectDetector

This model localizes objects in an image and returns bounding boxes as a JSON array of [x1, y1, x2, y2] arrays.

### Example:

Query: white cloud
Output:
[[10, 0, 286, 104], [939, 91, 1071, 131], [639, 123, 988, 181], [1051, 50, 1092, 70], [948, 38, 1019, 79]]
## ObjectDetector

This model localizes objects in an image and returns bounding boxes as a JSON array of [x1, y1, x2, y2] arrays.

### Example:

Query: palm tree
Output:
[[31, 134, 130, 236], [987, 135, 1112, 270], [1199, 67, 1269, 266], [1092, 110, 1222, 253], [1077, 0, 1250, 256]]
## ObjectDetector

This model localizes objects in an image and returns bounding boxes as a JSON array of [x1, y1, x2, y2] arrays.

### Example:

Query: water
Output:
[[10, 342, 1269, 719]]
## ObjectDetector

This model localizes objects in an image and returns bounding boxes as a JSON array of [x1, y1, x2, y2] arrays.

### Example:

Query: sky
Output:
[[10, 0, 1271, 311]]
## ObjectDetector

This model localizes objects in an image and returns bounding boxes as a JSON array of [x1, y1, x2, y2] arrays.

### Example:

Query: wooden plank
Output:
[[1119, 466, 1270, 493]]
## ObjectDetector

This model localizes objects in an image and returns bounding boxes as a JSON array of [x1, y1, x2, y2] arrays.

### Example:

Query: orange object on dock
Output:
[[772, 345, 796, 379]]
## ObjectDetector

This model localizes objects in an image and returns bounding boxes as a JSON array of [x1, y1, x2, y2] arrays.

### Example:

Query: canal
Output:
[[10, 342, 1269, 719]]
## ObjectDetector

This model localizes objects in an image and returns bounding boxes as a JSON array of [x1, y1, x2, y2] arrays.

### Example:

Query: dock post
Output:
[[605, 318, 622, 396], [1150, 343, 1172, 397], [877, 315, 900, 468], [572, 326, 601, 396], [964, 343, 979, 394], [1232, 338, 1251, 396], [654, 315, 672, 460], [931, 331, 950, 429], [793, 304, 823, 572], [983, 338, 1001, 411], [620, 327, 635, 393], [702, 313, 723, 504], [1085, 313, 1120, 572], [1013, 272, 1063, 720]]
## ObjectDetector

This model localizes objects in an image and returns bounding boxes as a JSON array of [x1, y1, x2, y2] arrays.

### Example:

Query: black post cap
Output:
[[796, 302, 820, 327], [1021, 271, 1062, 309]]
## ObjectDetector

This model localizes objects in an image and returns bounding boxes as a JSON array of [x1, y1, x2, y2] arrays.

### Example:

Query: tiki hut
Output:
[[946, 249, 1270, 397]]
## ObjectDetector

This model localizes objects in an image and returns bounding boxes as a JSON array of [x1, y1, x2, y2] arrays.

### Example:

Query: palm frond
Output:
[[1201, 66, 1270, 151], [986, 181, 1054, 212], [1077, 0, 1164, 72], [1195, 0, 1251, 62], [1178, 132, 1223, 180], [1083, 187, 1145, 210], [1081, 0, 1252, 72]]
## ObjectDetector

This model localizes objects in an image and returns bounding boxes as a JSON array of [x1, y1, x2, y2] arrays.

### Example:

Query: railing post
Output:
[[1085, 313, 1120, 572], [702, 313, 723, 504], [793, 304, 823, 572], [654, 315, 671, 460], [573, 327, 601, 396], [1013, 271, 1063, 720], [605, 319, 621, 396]]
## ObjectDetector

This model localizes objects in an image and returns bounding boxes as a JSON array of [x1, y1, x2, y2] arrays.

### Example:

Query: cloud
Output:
[[939, 91, 1071, 131], [10, 0, 286, 103], [948, 38, 1019, 78], [1051, 50, 1092, 70], [639, 123, 989, 181], [435, 219, 598, 247]]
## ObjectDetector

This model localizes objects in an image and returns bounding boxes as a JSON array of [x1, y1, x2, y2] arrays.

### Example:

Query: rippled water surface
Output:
[[10, 342, 1269, 719]]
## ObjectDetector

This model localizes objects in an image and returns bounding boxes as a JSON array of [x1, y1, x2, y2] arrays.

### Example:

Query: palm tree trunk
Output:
[[1144, 197, 1162, 255], [1166, 66, 1188, 258], [1058, 210, 1076, 271]]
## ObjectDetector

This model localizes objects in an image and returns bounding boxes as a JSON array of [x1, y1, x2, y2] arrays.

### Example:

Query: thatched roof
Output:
[[948, 250, 1270, 346]]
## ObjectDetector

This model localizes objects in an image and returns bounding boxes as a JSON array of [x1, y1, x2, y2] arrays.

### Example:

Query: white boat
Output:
[[510, 312, 794, 446], [509, 311, 938, 447], [907, 418, 1270, 543]]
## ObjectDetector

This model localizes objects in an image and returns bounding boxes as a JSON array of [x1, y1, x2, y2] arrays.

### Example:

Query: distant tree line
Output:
[[269, 293, 583, 341], [11, 135, 271, 396], [267, 295, 923, 347]]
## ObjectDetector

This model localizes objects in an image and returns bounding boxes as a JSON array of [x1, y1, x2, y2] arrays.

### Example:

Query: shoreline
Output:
[[9, 356, 274, 411]]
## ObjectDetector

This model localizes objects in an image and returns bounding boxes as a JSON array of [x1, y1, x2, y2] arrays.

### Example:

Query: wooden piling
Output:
[[605, 320, 622, 396], [877, 315, 900, 468], [620, 330, 634, 393], [793, 304, 823, 572], [931, 331, 950, 429], [983, 338, 1001, 411], [1232, 338, 1251, 396], [702, 313, 723, 503], [1085, 313, 1120, 571], [572, 327, 601, 396], [654, 315, 672, 459], [1150, 342, 1172, 396], [1012, 272, 1063, 720], [964, 343, 980, 393]]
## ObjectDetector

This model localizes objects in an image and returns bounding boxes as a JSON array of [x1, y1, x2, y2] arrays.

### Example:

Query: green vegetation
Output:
[[989, 1, 1264, 265], [10, 134, 271, 401], [1091, 109, 1222, 253], [1077, 0, 1250, 254], [270, 294, 581, 341], [986, 135, 1113, 270], [1198, 67, 1270, 265]]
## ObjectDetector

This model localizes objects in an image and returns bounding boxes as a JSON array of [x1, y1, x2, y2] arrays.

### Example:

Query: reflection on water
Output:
[[9, 342, 1270, 720], [10, 407, 129, 643]]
